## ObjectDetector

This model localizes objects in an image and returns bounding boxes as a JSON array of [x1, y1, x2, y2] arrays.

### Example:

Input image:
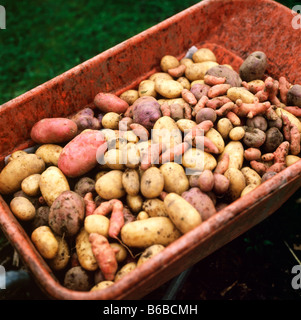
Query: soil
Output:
[[0, 188, 301, 301]]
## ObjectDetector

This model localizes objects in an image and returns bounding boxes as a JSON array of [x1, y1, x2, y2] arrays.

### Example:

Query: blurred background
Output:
[[0, 0, 301, 300]]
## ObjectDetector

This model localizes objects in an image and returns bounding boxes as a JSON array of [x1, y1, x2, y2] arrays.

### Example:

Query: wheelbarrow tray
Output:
[[0, 0, 300, 300]]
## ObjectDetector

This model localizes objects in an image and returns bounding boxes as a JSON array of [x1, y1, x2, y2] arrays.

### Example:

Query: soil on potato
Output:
[[1, 188, 301, 301]]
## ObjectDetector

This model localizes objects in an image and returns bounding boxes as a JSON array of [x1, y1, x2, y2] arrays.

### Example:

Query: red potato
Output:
[[58, 130, 107, 178], [94, 92, 129, 114], [30, 118, 78, 144]]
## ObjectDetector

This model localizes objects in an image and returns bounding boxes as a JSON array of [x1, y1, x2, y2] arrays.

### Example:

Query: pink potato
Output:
[[94, 92, 129, 114], [30, 118, 78, 144], [58, 130, 107, 178]]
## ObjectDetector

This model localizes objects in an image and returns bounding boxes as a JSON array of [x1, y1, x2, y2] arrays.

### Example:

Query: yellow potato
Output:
[[160, 55, 180, 72], [149, 72, 173, 82], [76, 228, 98, 271], [48, 235, 70, 271], [224, 168, 246, 201], [229, 126, 245, 141], [39, 166, 70, 207], [241, 184, 258, 197], [123, 143, 140, 169], [185, 61, 218, 81], [95, 170, 125, 200], [142, 198, 168, 217], [164, 192, 202, 234], [0, 153, 45, 195], [10, 196, 36, 221], [190, 80, 205, 86], [140, 167, 164, 199], [217, 118, 233, 139], [285, 155, 300, 166], [192, 48, 216, 63], [137, 244, 165, 267], [102, 112, 121, 130], [136, 211, 149, 220], [157, 98, 186, 107], [219, 141, 244, 170], [103, 149, 125, 170], [122, 168, 140, 196], [123, 131, 139, 144], [152, 116, 182, 150], [205, 128, 225, 154], [176, 119, 197, 132], [110, 243, 127, 263], [35, 144, 63, 166], [119, 89, 139, 105], [138, 79, 157, 97], [276, 108, 301, 132], [7, 150, 27, 163], [177, 77, 191, 90], [180, 58, 194, 67], [31, 226, 59, 259], [241, 167, 261, 186], [160, 162, 189, 194], [126, 194, 143, 213], [21, 173, 41, 197], [121, 217, 181, 248], [115, 262, 137, 282], [227, 87, 256, 103], [90, 281, 114, 291], [182, 148, 217, 173], [84, 215, 110, 237], [155, 79, 183, 99]]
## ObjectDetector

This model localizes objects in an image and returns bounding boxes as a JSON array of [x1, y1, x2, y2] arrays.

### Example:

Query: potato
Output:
[[142, 198, 168, 217], [155, 79, 183, 99], [0, 153, 45, 195], [275, 108, 301, 133], [239, 51, 267, 82], [264, 127, 284, 153], [241, 167, 262, 186], [126, 194, 143, 213], [84, 215, 110, 237], [121, 216, 181, 248], [123, 131, 139, 144], [121, 169, 140, 196], [94, 92, 129, 114], [21, 173, 41, 197], [241, 184, 258, 197], [217, 117, 233, 139], [30, 118, 78, 144], [58, 130, 107, 178], [160, 55, 180, 72], [181, 187, 216, 221], [182, 148, 217, 173], [243, 127, 266, 148], [138, 79, 157, 98], [164, 192, 202, 233], [64, 266, 93, 291], [152, 116, 182, 150], [31, 226, 59, 259], [7, 150, 27, 163], [229, 126, 245, 141], [132, 96, 162, 130], [224, 168, 246, 201], [10, 197, 36, 221], [205, 65, 242, 87], [197, 169, 214, 192], [205, 128, 225, 153], [90, 281, 114, 292], [74, 177, 95, 197], [286, 155, 300, 167], [48, 235, 70, 271], [137, 244, 165, 267], [49, 190, 85, 237], [213, 173, 230, 195], [287, 84, 301, 107], [160, 162, 189, 194], [176, 119, 197, 132], [119, 89, 139, 105], [196, 108, 217, 124], [149, 72, 173, 82], [227, 87, 256, 103], [140, 167, 164, 199], [192, 48, 216, 63], [219, 141, 244, 169], [177, 76, 191, 90], [110, 243, 127, 263], [39, 166, 70, 207], [31, 206, 50, 230], [123, 143, 140, 169], [95, 170, 125, 200], [115, 262, 137, 282], [246, 116, 268, 132], [170, 103, 184, 121], [76, 228, 98, 271], [136, 211, 149, 220], [185, 61, 218, 81], [101, 112, 121, 130], [103, 149, 125, 170], [35, 144, 63, 167]]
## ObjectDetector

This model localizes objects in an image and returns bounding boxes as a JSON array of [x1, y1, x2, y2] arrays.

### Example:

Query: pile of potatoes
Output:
[[0, 47, 301, 292]]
